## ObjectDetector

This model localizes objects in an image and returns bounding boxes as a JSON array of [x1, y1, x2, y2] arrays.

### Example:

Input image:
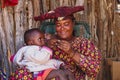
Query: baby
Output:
[[13, 28, 74, 80]]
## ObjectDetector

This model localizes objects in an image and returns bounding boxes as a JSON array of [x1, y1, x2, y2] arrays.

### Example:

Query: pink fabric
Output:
[[34, 68, 53, 80], [42, 46, 53, 53], [10, 54, 15, 62]]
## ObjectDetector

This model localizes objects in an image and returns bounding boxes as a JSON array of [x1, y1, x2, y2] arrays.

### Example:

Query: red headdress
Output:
[[34, 6, 84, 21]]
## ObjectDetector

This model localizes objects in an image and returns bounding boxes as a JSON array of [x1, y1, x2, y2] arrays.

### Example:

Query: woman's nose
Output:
[[60, 25, 64, 30], [61, 27, 64, 30]]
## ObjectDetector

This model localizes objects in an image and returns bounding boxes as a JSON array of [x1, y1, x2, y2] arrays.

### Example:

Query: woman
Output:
[[34, 6, 102, 80]]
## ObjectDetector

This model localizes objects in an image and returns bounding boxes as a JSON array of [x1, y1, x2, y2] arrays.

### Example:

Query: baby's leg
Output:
[[45, 69, 68, 80], [64, 69, 75, 80]]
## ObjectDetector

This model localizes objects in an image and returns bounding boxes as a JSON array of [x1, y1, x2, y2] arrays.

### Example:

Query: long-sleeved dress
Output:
[[48, 37, 102, 80]]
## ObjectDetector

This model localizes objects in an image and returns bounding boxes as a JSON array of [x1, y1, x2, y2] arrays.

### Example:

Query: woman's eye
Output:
[[64, 22, 69, 26]]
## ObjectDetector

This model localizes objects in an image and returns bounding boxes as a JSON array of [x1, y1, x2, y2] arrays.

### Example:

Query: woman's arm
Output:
[[71, 38, 102, 79]]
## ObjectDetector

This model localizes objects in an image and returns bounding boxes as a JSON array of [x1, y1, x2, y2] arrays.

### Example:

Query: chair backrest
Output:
[[40, 21, 91, 39]]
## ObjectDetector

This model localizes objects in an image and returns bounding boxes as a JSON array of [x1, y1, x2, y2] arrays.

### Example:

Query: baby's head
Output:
[[24, 28, 45, 46]]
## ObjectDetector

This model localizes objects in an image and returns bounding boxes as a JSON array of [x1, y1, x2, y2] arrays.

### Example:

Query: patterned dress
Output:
[[48, 37, 102, 80], [9, 67, 33, 80]]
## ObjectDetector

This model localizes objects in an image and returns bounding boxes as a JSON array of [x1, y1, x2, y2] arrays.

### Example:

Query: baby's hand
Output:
[[48, 39, 58, 48], [45, 33, 52, 40]]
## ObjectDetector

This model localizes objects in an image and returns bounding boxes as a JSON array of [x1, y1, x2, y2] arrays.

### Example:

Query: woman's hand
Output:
[[57, 40, 71, 52]]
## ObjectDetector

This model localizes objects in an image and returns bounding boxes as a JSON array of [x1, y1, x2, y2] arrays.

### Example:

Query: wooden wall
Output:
[[0, 0, 120, 79]]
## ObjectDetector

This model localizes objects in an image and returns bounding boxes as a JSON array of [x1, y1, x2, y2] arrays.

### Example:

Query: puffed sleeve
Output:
[[74, 38, 102, 78]]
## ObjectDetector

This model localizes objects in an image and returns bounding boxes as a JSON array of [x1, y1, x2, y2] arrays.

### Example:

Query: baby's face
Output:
[[32, 32, 45, 46]]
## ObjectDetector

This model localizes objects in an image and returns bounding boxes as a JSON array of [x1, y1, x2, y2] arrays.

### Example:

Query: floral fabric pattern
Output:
[[9, 67, 33, 80], [49, 37, 102, 80], [9, 37, 101, 80]]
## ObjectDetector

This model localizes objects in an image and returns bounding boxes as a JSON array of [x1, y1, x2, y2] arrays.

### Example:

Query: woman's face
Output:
[[55, 19, 74, 40]]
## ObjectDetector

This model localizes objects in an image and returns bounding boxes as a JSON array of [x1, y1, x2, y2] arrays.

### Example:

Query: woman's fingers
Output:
[[57, 40, 70, 51]]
